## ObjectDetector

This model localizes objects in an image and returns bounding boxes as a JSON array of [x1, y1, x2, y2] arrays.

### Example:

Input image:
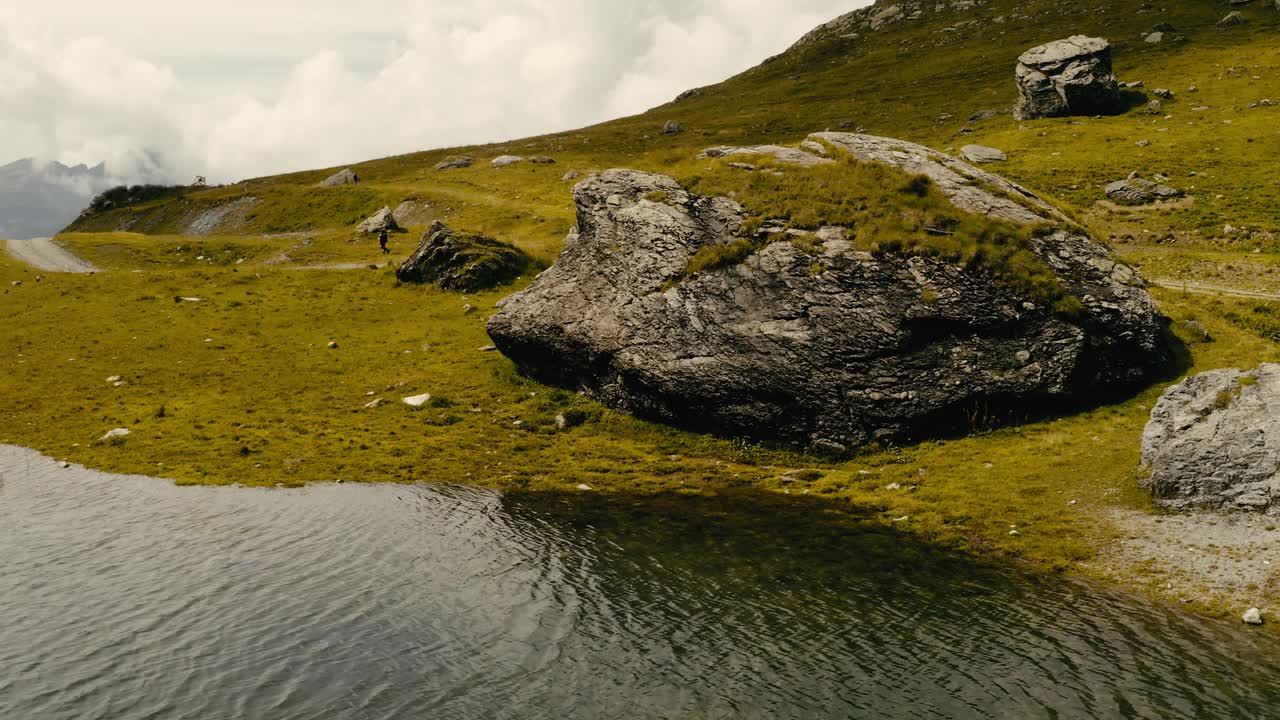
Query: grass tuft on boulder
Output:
[[397, 221, 533, 292]]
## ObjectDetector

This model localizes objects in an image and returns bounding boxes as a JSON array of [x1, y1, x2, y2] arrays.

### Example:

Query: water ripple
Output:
[[2, 445, 1279, 719]]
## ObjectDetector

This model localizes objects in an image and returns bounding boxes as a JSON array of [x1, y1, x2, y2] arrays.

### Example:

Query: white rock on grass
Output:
[[961, 145, 1008, 163], [402, 393, 433, 407], [1244, 607, 1264, 625], [99, 428, 131, 442], [491, 155, 525, 168]]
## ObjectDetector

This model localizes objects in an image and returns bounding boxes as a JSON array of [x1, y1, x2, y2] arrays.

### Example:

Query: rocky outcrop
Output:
[[1142, 365, 1280, 513], [1105, 173, 1183, 205], [487, 132, 1170, 454], [699, 145, 834, 167], [397, 222, 531, 292], [356, 206, 404, 234], [434, 156, 473, 171], [960, 145, 1007, 163], [1014, 36, 1122, 120], [491, 156, 525, 168], [320, 168, 358, 187]]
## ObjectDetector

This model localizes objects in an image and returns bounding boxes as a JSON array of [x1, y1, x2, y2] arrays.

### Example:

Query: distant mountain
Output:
[[0, 158, 114, 239]]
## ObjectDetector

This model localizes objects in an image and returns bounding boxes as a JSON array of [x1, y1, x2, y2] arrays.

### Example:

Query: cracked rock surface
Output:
[[1142, 364, 1280, 513], [1014, 36, 1122, 120], [487, 133, 1170, 453]]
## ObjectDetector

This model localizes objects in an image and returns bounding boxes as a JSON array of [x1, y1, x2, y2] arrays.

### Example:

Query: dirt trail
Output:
[[5, 238, 99, 273], [1147, 278, 1280, 302]]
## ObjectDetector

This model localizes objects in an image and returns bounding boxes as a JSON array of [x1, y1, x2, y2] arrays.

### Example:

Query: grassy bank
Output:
[[3, 240, 1278, 589]]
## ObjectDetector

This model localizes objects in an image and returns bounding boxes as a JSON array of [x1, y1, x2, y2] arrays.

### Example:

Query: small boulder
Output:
[[1144, 32, 1164, 44], [396, 221, 532, 292], [434, 156, 473, 171], [562, 170, 581, 182], [392, 200, 432, 227], [530, 156, 556, 164], [1153, 88, 1175, 100], [1014, 36, 1122, 120], [320, 168, 358, 187], [662, 120, 684, 135], [1141, 365, 1280, 512], [1218, 12, 1247, 28], [99, 428, 131, 442], [1244, 608, 1265, 626], [960, 145, 1008, 163], [356, 206, 405, 234], [491, 155, 525, 168], [1105, 173, 1183, 205], [403, 393, 432, 408]]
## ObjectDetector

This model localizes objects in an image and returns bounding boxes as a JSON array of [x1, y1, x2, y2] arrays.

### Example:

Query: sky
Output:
[[0, 1, 868, 185]]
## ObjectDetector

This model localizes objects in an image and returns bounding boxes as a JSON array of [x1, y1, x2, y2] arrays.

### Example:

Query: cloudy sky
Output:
[[0, 1, 867, 184]]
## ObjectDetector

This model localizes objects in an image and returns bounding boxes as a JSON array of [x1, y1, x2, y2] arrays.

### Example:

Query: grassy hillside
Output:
[[7, 0, 1280, 618]]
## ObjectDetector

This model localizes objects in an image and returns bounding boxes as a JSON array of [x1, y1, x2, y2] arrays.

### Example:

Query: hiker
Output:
[[378, 228, 390, 255]]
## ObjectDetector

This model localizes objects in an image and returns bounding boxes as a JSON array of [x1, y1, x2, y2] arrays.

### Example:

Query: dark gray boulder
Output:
[[1142, 365, 1280, 512], [1014, 36, 1122, 120], [397, 222, 531, 292], [487, 132, 1171, 454]]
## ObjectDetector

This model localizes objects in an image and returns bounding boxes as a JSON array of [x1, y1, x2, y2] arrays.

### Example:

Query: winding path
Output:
[[5, 238, 98, 273], [1147, 278, 1280, 302]]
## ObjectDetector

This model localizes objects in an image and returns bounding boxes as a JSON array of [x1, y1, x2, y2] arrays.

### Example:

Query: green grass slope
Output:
[[7, 0, 1280, 618]]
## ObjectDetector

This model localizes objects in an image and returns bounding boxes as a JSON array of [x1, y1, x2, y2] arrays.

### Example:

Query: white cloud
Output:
[[0, 0, 868, 184]]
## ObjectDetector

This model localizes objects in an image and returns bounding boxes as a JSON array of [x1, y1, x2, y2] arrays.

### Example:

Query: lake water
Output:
[[2, 444, 1278, 719]]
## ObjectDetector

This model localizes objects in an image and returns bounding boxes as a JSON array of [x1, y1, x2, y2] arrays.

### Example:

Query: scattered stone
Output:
[[662, 120, 684, 135], [364, 398, 385, 409], [1244, 608, 1264, 626], [529, 156, 556, 164], [1182, 319, 1213, 343], [886, 482, 903, 491], [99, 428, 131, 442], [434, 156, 473, 171], [562, 170, 581, 182], [491, 155, 525, 168], [1218, 12, 1247, 28], [1153, 88, 1175, 100], [106, 375, 121, 383], [10, 281, 21, 287], [1014, 36, 1121, 120], [488, 132, 1170, 453], [1136, 139, 1152, 148], [392, 200, 432, 227], [960, 145, 1008, 163], [1142, 365, 1280, 512], [327, 341, 338, 349], [967, 109, 1001, 123], [59, 461, 71, 469], [356, 206, 405, 235], [478, 345, 498, 352], [1105, 173, 1183, 205], [397, 222, 532, 292], [576, 483, 593, 491], [462, 303, 475, 315], [1143, 32, 1164, 44], [1143, 99, 1164, 115], [402, 393, 433, 408], [319, 168, 358, 186]]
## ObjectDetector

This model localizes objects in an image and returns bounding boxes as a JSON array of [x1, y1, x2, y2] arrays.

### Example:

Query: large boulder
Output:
[[1014, 36, 1122, 120], [320, 168, 358, 187], [486, 132, 1171, 454], [356, 206, 404, 234], [1142, 365, 1280, 512], [397, 222, 531, 292]]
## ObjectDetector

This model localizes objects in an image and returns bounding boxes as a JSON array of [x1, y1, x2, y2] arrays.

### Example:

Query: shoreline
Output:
[[6, 441, 1274, 632]]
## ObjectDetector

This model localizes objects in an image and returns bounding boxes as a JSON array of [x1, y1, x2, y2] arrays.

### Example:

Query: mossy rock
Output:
[[397, 221, 532, 292]]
